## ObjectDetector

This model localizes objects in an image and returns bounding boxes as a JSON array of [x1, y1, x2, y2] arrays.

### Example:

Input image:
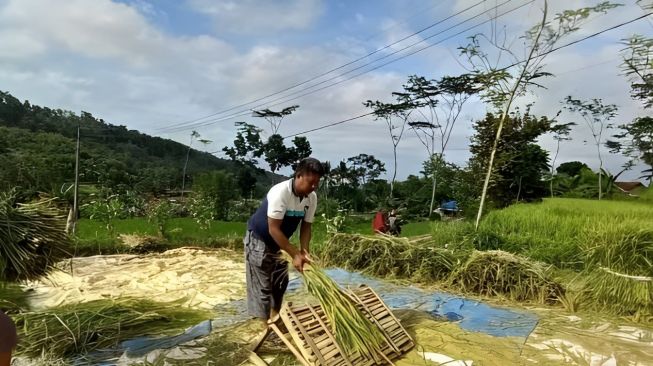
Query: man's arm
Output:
[[268, 217, 307, 272], [299, 221, 312, 254]]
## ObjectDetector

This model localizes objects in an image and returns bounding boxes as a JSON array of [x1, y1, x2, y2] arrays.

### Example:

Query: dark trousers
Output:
[[244, 230, 289, 319]]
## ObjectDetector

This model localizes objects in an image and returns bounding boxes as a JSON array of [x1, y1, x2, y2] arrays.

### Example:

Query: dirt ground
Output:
[[25, 248, 653, 365]]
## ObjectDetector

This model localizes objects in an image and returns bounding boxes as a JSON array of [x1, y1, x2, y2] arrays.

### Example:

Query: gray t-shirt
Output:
[[0, 310, 17, 352]]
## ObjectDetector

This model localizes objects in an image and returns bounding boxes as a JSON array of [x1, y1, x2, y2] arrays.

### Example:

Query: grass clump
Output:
[[302, 263, 388, 361], [12, 298, 211, 358], [449, 250, 564, 304]]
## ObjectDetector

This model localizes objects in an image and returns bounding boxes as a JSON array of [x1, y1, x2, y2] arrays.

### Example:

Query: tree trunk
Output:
[[181, 144, 192, 200], [516, 176, 523, 202], [597, 144, 603, 200], [551, 140, 560, 198], [429, 155, 438, 216], [390, 145, 398, 197], [475, 1, 547, 230]]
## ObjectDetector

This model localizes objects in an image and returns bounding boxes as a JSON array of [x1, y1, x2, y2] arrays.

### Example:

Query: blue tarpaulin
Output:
[[289, 268, 538, 338]]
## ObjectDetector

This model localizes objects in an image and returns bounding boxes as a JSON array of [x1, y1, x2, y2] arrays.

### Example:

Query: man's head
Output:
[[294, 157, 325, 196]]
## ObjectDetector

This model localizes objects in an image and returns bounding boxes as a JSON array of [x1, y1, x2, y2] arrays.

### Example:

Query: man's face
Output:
[[295, 172, 321, 196]]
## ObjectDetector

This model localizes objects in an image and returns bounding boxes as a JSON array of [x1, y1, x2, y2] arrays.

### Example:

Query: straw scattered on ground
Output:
[[12, 298, 211, 358]]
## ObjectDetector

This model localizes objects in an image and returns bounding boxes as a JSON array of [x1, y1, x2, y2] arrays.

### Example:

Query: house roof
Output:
[[614, 181, 645, 192]]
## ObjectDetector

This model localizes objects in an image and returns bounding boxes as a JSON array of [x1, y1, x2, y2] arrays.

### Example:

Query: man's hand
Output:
[[292, 251, 311, 273]]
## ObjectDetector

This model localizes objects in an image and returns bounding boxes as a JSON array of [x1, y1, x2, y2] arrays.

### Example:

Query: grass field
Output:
[[75, 215, 432, 254]]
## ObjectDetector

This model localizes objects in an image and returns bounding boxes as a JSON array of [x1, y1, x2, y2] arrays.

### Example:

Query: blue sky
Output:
[[0, 0, 651, 181]]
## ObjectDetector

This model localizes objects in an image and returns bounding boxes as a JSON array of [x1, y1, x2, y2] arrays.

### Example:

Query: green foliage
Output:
[[192, 170, 239, 220], [609, 116, 653, 181], [85, 197, 122, 237], [0, 91, 240, 198], [226, 198, 260, 222], [146, 199, 179, 237], [556, 161, 590, 176], [187, 195, 215, 230], [468, 109, 553, 207], [0, 190, 71, 282], [621, 34, 653, 109]]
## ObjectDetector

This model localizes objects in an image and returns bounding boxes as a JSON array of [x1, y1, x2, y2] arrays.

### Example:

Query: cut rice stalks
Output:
[[449, 250, 564, 304], [320, 233, 459, 281], [12, 298, 211, 358], [302, 262, 390, 362]]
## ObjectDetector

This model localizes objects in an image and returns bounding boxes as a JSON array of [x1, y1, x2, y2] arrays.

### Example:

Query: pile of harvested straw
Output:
[[320, 233, 458, 281], [449, 250, 563, 303], [0, 190, 71, 282]]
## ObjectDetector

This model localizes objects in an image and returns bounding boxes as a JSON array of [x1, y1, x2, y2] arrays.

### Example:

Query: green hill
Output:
[[0, 90, 275, 198]]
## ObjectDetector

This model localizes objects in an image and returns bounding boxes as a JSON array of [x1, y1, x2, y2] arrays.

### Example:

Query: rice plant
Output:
[[578, 222, 653, 318], [0, 190, 71, 282]]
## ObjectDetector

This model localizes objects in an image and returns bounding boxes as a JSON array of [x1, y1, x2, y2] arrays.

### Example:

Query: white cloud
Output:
[[187, 0, 324, 34], [0, 0, 650, 183]]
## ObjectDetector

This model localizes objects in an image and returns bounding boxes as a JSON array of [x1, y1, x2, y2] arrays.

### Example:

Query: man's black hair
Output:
[[294, 157, 326, 177]]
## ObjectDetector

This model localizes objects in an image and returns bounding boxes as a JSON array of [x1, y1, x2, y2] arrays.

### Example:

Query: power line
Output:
[[160, 0, 527, 134], [279, 12, 652, 139], [155, 0, 490, 132]]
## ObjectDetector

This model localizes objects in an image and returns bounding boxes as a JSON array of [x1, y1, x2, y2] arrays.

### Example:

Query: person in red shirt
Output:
[[372, 209, 389, 234]]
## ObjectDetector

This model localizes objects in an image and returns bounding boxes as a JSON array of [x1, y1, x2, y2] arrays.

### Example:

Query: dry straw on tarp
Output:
[[12, 298, 211, 358], [449, 250, 564, 303], [0, 190, 71, 282], [301, 262, 389, 361]]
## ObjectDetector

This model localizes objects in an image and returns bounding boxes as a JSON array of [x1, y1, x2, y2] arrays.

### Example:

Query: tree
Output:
[[621, 33, 653, 109], [402, 74, 481, 215], [193, 170, 239, 220], [222, 122, 264, 167], [556, 161, 589, 177], [564, 97, 618, 199], [469, 109, 554, 207], [261, 134, 312, 177], [608, 116, 653, 182], [252, 105, 299, 135], [364, 99, 419, 197], [460, 0, 620, 228], [346, 154, 386, 185], [181, 130, 211, 199], [549, 120, 575, 197], [613, 12, 653, 181]]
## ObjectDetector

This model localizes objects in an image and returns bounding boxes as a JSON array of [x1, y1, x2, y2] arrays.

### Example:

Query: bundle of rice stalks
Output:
[[12, 298, 211, 358], [320, 233, 457, 281], [302, 263, 388, 360], [0, 190, 71, 282], [449, 250, 563, 303], [579, 224, 653, 318]]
